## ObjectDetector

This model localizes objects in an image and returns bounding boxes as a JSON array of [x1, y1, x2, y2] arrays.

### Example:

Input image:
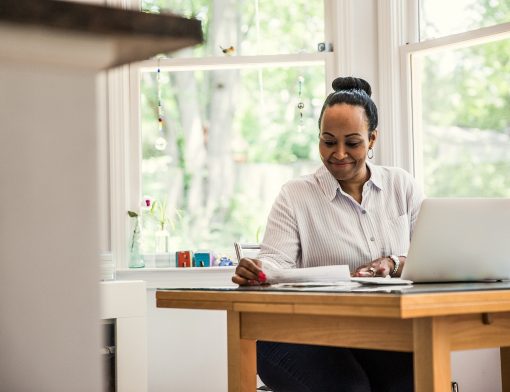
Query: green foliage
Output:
[[147, 199, 172, 230], [139, 0, 325, 252], [420, 0, 510, 197], [237, 0, 323, 54], [142, 0, 323, 56], [142, 0, 210, 57], [420, 0, 510, 131], [421, 39, 510, 133], [425, 161, 510, 197], [235, 67, 323, 163]]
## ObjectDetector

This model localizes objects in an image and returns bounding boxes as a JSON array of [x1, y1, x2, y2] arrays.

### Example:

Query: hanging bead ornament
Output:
[[297, 75, 305, 132], [154, 59, 168, 151]]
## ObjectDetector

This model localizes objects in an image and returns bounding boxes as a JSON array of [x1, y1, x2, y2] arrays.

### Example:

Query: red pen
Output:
[[258, 271, 267, 284]]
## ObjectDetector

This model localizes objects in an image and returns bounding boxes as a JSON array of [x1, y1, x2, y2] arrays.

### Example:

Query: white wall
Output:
[[0, 32, 103, 392], [350, 0, 379, 96], [452, 350, 502, 392], [146, 289, 228, 392]]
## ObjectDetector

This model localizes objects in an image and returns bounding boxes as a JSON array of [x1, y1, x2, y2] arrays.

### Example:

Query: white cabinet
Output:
[[101, 280, 147, 392], [116, 269, 235, 391]]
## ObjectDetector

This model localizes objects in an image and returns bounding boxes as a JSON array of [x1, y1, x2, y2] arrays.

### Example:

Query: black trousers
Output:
[[257, 341, 414, 392]]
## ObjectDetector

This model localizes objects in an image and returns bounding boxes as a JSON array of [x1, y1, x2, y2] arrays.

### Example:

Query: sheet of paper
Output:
[[350, 285, 413, 292], [262, 264, 351, 284], [271, 281, 361, 289], [351, 277, 413, 285]]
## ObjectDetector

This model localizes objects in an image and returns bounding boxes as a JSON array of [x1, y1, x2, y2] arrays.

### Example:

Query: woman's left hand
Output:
[[352, 257, 393, 277]]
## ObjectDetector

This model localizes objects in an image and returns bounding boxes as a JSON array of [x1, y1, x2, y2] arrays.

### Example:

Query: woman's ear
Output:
[[368, 130, 378, 148]]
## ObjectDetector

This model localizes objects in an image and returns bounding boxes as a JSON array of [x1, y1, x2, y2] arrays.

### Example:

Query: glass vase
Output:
[[128, 217, 144, 268], [154, 228, 170, 254]]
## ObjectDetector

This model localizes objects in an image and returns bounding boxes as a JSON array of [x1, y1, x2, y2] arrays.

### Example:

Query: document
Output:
[[260, 264, 413, 287], [261, 264, 351, 285], [351, 277, 413, 285]]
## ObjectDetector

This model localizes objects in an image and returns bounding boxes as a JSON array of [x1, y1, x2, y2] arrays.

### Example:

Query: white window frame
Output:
[[109, 0, 351, 269], [106, 0, 145, 269], [376, 0, 419, 172], [400, 21, 510, 186], [378, 0, 510, 184]]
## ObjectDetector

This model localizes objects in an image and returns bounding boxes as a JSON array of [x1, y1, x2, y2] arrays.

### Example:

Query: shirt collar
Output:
[[315, 165, 339, 201], [315, 161, 383, 202], [366, 161, 383, 191]]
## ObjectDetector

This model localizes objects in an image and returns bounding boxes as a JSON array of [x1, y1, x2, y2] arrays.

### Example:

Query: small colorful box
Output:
[[193, 251, 212, 267], [176, 251, 193, 268]]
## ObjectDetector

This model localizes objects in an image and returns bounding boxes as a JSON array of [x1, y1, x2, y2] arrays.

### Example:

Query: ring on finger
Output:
[[368, 267, 376, 275]]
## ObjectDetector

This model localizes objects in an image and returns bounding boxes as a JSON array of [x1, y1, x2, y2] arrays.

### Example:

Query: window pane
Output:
[[414, 38, 510, 197], [142, 0, 324, 57], [420, 0, 510, 40], [140, 65, 324, 255]]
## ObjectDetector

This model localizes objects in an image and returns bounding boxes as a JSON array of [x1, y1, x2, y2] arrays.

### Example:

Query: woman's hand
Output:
[[352, 257, 394, 277], [232, 257, 264, 286]]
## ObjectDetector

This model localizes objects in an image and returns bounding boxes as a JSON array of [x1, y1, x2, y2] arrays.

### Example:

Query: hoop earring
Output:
[[367, 147, 374, 159]]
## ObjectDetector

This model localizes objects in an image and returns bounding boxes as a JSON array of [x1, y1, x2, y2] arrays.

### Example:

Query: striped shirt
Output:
[[257, 162, 424, 272]]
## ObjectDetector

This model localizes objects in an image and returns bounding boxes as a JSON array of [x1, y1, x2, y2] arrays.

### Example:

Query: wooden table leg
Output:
[[413, 317, 452, 392], [501, 347, 510, 392], [227, 311, 257, 392]]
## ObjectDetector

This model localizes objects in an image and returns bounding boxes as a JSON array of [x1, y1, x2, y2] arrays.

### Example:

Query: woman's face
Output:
[[319, 103, 376, 183]]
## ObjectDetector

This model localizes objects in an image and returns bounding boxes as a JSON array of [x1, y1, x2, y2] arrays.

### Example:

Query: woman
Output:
[[232, 77, 423, 392]]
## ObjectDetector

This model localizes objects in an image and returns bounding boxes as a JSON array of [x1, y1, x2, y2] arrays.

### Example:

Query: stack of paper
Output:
[[261, 264, 413, 286], [262, 264, 350, 285]]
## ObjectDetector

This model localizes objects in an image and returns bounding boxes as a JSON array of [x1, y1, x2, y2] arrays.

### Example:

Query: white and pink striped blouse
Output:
[[257, 161, 424, 272]]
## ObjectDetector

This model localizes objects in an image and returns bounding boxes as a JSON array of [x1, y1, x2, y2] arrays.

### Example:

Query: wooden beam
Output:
[[227, 311, 256, 392], [241, 312, 413, 352]]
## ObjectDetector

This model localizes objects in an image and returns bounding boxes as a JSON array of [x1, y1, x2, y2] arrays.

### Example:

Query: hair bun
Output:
[[332, 76, 372, 97]]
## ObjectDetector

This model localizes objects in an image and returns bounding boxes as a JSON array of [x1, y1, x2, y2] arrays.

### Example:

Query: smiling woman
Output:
[[232, 76, 424, 392], [233, 76, 423, 279], [317, 77, 379, 202]]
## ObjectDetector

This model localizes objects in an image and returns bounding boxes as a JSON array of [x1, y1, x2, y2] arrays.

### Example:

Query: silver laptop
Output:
[[401, 198, 510, 283]]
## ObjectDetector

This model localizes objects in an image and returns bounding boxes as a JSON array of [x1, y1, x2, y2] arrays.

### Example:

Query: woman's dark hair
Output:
[[318, 76, 378, 136]]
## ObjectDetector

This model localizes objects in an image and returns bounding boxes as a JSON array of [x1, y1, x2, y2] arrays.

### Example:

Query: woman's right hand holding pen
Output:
[[232, 258, 267, 286]]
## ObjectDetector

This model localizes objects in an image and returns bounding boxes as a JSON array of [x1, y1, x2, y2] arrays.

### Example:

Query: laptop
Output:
[[401, 198, 510, 283]]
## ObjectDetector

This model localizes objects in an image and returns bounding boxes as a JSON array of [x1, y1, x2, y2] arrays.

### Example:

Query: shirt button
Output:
[[362, 210, 367, 214], [370, 237, 375, 241]]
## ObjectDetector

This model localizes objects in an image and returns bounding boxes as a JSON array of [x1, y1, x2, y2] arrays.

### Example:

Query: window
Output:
[[126, 0, 333, 261], [420, 0, 510, 39], [142, 0, 324, 57], [404, 1, 510, 197]]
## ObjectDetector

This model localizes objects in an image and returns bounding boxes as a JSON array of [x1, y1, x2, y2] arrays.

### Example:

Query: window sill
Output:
[[115, 266, 236, 289]]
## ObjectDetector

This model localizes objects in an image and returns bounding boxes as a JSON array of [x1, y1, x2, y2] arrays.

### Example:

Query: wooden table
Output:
[[157, 283, 510, 392]]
